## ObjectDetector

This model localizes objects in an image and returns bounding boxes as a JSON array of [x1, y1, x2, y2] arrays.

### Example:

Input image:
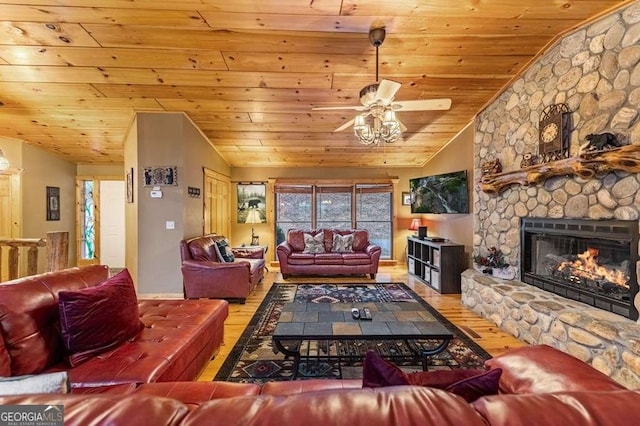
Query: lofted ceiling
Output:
[[0, 0, 631, 168]]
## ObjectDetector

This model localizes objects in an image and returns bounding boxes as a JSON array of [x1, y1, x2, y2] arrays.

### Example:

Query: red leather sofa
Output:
[[0, 265, 228, 387], [180, 234, 265, 302], [277, 229, 382, 279], [1, 345, 638, 425]]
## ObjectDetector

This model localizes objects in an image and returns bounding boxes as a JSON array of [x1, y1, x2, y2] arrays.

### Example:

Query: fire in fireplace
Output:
[[521, 218, 639, 320]]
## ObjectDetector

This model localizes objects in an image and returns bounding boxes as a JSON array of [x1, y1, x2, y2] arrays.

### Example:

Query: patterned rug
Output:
[[214, 283, 492, 384]]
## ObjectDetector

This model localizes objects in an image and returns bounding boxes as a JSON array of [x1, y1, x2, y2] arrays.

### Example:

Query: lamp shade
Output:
[[409, 218, 421, 231]]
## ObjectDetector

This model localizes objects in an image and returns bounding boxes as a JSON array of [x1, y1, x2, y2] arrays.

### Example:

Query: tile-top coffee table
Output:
[[272, 301, 453, 379]]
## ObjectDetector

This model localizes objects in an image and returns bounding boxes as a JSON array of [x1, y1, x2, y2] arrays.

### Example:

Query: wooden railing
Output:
[[0, 231, 69, 281]]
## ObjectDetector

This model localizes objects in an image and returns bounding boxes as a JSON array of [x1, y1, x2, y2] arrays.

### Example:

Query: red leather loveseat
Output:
[[2, 345, 639, 425], [180, 234, 265, 302], [0, 265, 228, 387], [277, 229, 382, 279]]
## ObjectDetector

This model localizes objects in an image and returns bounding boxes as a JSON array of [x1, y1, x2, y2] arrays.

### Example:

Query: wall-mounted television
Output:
[[410, 170, 470, 214]]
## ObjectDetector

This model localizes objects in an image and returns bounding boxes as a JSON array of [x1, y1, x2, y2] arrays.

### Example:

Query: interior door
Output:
[[204, 169, 230, 236], [99, 180, 125, 268], [0, 173, 20, 281]]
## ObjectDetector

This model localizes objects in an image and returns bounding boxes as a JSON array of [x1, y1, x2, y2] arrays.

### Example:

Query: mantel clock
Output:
[[538, 103, 571, 162]]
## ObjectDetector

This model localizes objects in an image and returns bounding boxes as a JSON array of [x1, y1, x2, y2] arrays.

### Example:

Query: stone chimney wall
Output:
[[474, 2, 640, 270]]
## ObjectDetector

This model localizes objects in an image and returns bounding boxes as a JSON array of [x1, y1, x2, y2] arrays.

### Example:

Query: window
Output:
[[356, 185, 392, 258], [275, 185, 312, 245], [275, 182, 393, 258]]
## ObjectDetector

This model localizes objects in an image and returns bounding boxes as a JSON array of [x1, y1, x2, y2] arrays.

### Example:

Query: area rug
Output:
[[214, 283, 492, 384]]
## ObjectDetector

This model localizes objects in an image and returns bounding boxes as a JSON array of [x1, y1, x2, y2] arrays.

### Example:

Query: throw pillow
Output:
[[58, 269, 144, 367], [303, 232, 325, 254], [332, 233, 354, 253], [362, 350, 502, 402], [214, 239, 235, 262], [0, 371, 69, 396], [444, 368, 502, 403], [362, 350, 409, 387]]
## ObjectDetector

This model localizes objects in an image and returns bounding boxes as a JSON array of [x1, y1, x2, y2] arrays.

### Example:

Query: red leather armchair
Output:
[[180, 234, 265, 303]]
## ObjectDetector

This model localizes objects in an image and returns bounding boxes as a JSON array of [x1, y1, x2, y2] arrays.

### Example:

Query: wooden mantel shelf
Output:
[[479, 145, 640, 194]]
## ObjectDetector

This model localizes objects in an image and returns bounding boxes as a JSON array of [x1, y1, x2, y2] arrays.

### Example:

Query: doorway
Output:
[[0, 173, 20, 281], [76, 176, 125, 267]]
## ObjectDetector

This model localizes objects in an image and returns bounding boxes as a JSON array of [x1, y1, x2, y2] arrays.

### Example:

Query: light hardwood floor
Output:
[[197, 265, 526, 381]]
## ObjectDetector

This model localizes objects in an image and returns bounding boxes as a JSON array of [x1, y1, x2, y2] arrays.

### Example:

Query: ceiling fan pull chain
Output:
[[375, 45, 379, 83]]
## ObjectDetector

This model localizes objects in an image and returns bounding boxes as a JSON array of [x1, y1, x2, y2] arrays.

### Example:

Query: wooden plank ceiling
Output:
[[0, 0, 630, 167]]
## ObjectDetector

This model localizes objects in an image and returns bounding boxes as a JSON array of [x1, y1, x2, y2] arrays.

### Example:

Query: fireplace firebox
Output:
[[520, 218, 639, 320]]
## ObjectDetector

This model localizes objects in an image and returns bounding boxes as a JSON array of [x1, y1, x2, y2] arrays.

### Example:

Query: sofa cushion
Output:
[[362, 350, 501, 402], [485, 345, 625, 394], [0, 371, 69, 396], [352, 230, 369, 251], [472, 390, 640, 426], [303, 232, 325, 254], [0, 332, 10, 376], [58, 269, 144, 367], [0, 265, 109, 376], [0, 302, 61, 376], [314, 253, 344, 265], [188, 236, 221, 262], [214, 239, 235, 262], [185, 386, 488, 426], [288, 253, 316, 265], [332, 233, 354, 253], [287, 230, 306, 252], [342, 252, 372, 265]]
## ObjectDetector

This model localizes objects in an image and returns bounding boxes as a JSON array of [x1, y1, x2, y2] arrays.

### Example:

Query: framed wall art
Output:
[[402, 192, 412, 206], [46, 186, 60, 221], [237, 183, 266, 224], [143, 166, 178, 186], [126, 168, 134, 203]]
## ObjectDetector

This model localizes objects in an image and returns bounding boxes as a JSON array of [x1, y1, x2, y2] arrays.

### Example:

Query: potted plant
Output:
[[473, 247, 515, 279]]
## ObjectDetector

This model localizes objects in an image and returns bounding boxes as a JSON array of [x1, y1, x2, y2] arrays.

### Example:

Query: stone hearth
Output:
[[462, 269, 640, 388]]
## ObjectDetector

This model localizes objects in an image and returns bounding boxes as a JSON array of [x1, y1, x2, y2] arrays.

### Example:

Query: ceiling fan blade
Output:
[[374, 79, 402, 104], [334, 118, 356, 132], [312, 105, 367, 111], [392, 98, 452, 111]]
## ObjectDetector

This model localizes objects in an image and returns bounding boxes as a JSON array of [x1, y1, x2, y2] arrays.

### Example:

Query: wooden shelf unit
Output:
[[407, 237, 465, 294]]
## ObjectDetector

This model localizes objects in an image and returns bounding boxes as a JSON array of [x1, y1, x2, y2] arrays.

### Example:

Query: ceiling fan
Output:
[[312, 27, 452, 145]]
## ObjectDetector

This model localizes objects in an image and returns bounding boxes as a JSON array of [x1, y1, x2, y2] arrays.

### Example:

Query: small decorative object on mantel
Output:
[[473, 246, 516, 279], [579, 132, 624, 154], [480, 158, 502, 176], [520, 152, 538, 168]]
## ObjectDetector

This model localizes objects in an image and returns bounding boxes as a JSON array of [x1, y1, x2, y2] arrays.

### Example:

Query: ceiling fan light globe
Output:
[[354, 114, 366, 128], [382, 109, 397, 126]]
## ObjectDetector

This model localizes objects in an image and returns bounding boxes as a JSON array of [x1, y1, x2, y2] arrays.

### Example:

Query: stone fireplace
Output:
[[521, 217, 639, 320], [466, 2, 640, 388]]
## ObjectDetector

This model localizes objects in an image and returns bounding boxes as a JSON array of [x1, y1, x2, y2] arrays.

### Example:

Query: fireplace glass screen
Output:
[[521, 218, 639, 320], [528, 234, 630, 302]]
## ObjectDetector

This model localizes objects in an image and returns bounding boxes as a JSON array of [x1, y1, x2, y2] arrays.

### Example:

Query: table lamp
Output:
[[247, 212, 260, 245], [409, 218, 421, 236]]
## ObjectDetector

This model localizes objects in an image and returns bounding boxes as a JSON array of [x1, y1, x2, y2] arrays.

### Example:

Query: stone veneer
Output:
[[467, 1, 640, 386], [474, 2, 640, 267], [462, 270, 640, 389]]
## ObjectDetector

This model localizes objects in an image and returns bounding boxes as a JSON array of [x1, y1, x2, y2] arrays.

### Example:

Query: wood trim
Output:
[[274, 178, 397, 185]]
